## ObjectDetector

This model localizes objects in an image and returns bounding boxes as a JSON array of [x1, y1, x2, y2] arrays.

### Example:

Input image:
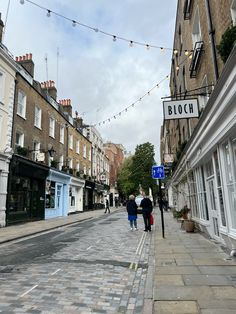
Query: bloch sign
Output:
[[163, 99, 199, 120]]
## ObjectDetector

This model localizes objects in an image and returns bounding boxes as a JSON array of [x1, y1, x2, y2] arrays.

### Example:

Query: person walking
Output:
[[140, 193, 153, 232], [104, 198, 110, 213], [126, 194, 138, 231]]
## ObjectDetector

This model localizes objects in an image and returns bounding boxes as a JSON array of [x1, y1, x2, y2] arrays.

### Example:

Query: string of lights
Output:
[[19, 0, 193, 54], [93, 75, 169, 127]]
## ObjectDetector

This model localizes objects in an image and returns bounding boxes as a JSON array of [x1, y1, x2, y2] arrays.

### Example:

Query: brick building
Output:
[[161, 0, 236, 254]]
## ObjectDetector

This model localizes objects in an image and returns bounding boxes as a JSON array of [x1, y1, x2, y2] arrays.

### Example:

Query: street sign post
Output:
[[152, 165, 165, 238]]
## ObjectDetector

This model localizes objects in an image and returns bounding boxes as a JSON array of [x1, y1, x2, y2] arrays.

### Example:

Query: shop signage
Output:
[[36, 152, 45, 162], [163, 99, 199, 120]]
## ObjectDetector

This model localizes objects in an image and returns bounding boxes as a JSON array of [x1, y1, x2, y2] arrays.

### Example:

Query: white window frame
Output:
[[88, 148, 91, 161], [69, 159, 73, 169], [59, 155, 64, 170], [15, 131, 24, 147], [192, 7, 202, 47], [34, 105, 42, 129], [83, 144, 86, 158], [17, 90, 26, 118], [32, 141, 40, 161], [60, 126, 64, 144], [49, 117, 55, 138], [76, 140, 80, 154], [231, 0, 236, 25], [69, 134, 73, 150]]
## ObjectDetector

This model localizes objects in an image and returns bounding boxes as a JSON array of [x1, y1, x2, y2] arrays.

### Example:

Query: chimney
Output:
[[40, 80, 57, 100], [0, 13, 4, 43], [15, 53, 35, 77], [59, 98, 72, 116]]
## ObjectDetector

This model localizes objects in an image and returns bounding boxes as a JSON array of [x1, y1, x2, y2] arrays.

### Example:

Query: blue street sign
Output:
[[152, 165, 165, 179]]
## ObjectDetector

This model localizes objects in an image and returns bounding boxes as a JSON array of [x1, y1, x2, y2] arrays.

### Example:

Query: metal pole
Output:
[[159, 179, 165, 238]]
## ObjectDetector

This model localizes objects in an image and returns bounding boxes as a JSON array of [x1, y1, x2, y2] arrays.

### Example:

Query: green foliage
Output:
[[217, 25, 236, 63], [117, 142, 157, 199], [16, 146, 28, 156]]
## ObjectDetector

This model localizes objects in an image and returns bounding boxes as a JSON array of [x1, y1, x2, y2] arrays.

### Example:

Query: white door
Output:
[[206, 176, 220, 238]]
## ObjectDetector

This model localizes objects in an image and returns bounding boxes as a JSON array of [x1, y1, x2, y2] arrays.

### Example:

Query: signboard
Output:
[[163, 99, 199, 120], [36, 152, 45, 162], [152, 165, 165, 179]]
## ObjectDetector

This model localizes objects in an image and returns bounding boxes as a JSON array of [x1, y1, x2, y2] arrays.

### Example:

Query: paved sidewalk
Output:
[[153, 211, 236, 314], [0, 207, 121, 244]]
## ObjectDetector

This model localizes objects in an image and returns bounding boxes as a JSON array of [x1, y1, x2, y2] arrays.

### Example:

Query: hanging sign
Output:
[[163, 99, 199, 120]]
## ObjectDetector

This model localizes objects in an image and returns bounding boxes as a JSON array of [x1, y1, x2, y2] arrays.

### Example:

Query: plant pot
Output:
[[184, 220, 194, 232]]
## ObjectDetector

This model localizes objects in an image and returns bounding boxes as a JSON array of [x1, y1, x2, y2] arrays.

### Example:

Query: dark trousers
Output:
[[104, 206, 110, 213], [143, 211, 151, 231]]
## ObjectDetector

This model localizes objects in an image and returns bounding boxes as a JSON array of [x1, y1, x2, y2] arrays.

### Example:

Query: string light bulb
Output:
[[160, 47, 164, 52], [189, 54, 193, 59], [113, 35, 117, 42], [146, 44, 150, 50], [129, 41, 134, 47], [94, 28, 99, 32], [47, 10, 51, 17], [184, 50, 189, 56], [20, 0, 24, 4], [72, 20, 76, 27], [176, 66, 180, 71], [173, 49, 178, 54]]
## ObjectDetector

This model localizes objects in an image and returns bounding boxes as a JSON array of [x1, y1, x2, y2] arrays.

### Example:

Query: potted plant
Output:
[[50, 160, 58, 168], [184, 219, 195, 232], [180, 205, 190, 220]]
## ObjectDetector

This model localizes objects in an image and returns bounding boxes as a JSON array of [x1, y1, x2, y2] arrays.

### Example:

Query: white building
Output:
[[0, 37, 16, 226], [169, 46, 236, 255]]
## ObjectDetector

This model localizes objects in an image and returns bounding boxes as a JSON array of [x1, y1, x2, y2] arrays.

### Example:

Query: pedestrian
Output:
[[140, 193, 153, 232], [104, 199, 110, 213], [115, 197, 119, 208], [126, 194, 138, 231]]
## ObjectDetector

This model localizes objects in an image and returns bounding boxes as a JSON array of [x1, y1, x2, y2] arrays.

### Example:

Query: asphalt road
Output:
[[0, 210, 152, 313]]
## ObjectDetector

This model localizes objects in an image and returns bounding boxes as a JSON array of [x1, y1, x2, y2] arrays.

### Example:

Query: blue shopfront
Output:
[[45, 169, 70, 219]]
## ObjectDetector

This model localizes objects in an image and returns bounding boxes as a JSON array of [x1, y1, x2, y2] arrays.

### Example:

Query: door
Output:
[[56, 184, 63, 216], [206, 176, 220, 238]]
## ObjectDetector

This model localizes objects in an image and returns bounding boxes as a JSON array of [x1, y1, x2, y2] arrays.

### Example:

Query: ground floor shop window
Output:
[[45, 180, 56, 208], [188, 171, 198, 218], [195, 166, 209, 220], [223, 140, 236, 229]]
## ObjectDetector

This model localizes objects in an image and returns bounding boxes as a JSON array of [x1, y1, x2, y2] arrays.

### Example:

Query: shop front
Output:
[[68, 176, 85, 214], [83, 180, 95, 210], [45, 169, 70, 219], [6, 155, 49, 225]]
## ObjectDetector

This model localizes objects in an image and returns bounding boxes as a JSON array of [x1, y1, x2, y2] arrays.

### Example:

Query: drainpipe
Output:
[[205, 0, 219, 82]]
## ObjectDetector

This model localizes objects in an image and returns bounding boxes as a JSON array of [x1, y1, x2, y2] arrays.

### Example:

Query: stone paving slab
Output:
[[154, 300, 199, 314]]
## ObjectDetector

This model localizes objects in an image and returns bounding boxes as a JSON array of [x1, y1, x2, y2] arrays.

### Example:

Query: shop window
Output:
[[223, 140, 236, 229], [45, 180, 56, 208], [195, 166, 209, 220], [17, 90, 26, 118], [188, 171, 199, 218], [213, 150, 226, 226]]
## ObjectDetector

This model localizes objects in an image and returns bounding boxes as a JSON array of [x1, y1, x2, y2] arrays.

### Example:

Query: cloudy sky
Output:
[[1, 0, 177, 162]]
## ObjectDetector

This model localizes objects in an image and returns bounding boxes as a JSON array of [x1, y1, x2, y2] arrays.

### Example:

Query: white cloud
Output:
[[1, 0, 177, 162]]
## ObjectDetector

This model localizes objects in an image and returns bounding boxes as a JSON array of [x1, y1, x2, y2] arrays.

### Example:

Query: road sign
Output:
[[152, 165, 165, 179]]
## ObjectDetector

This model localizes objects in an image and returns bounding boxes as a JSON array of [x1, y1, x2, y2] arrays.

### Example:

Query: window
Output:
[[69, 134, 73, 150], [59, 155, 64, 170], [76, 163, 80, 171], [76, 140, 80, 154], [0, 70, 5, 103], [60, 126, 64, 144], [34, 105, 42, 129], [231, 0, 236, 25], [69, 159, 73, 169], [17, 90, 26, 118], [84, 166, 86, 175], [49, 117, 55, 138], [32, 141, 40, 161], [83, 144, 86, 158], [88, 148, 91, 161], [192, 7, 202, 47], [15, 131, 24, 147], [195, 166, 209, 220]]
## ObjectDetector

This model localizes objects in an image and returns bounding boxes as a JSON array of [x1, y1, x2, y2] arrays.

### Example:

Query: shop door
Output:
[[56, 184, 63, 216], [206, 177, 220, 238]]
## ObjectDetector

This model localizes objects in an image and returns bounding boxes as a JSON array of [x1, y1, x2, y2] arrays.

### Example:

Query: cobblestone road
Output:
[[0, 210, 153, 313]]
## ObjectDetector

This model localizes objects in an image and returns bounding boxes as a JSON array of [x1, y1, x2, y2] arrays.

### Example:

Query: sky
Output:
[[1, 0, 177, 162]]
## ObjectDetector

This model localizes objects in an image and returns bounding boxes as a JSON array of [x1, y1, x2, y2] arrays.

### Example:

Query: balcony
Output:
[[189, 41, 204, 78], [183, 0, 193, 20]]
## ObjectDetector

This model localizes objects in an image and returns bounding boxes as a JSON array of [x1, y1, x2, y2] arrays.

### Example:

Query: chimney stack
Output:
[[15, 53, 35, 78], [40, 80, 57, 100], [59, 98, 72, 116], [0, 13, 4, 43]]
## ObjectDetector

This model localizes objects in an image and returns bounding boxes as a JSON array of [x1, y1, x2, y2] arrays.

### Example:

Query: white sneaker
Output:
[[130, 228, 133, 231], [135, 228, 138, 231]]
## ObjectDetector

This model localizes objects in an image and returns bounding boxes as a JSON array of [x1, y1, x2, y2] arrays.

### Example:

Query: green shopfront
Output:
[[6, 155, 49, 225]]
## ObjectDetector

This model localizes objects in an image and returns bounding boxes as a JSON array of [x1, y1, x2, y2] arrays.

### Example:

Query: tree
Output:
[[129, 142, 156, 195], [117, 156, 135, 198], [217, 25, 236, 63]]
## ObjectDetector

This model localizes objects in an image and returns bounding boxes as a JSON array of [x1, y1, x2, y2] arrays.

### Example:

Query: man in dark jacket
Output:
[[126, 195, 138, 230], [140, 194, 153, 232]]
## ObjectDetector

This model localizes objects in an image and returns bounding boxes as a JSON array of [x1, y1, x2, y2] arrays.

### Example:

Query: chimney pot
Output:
[[16, 56, 19, 61], [29, 53, 32, 60], [19, 56, 22, 61], [23, 55, 26, 60], [26, 53, 29, 60]]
